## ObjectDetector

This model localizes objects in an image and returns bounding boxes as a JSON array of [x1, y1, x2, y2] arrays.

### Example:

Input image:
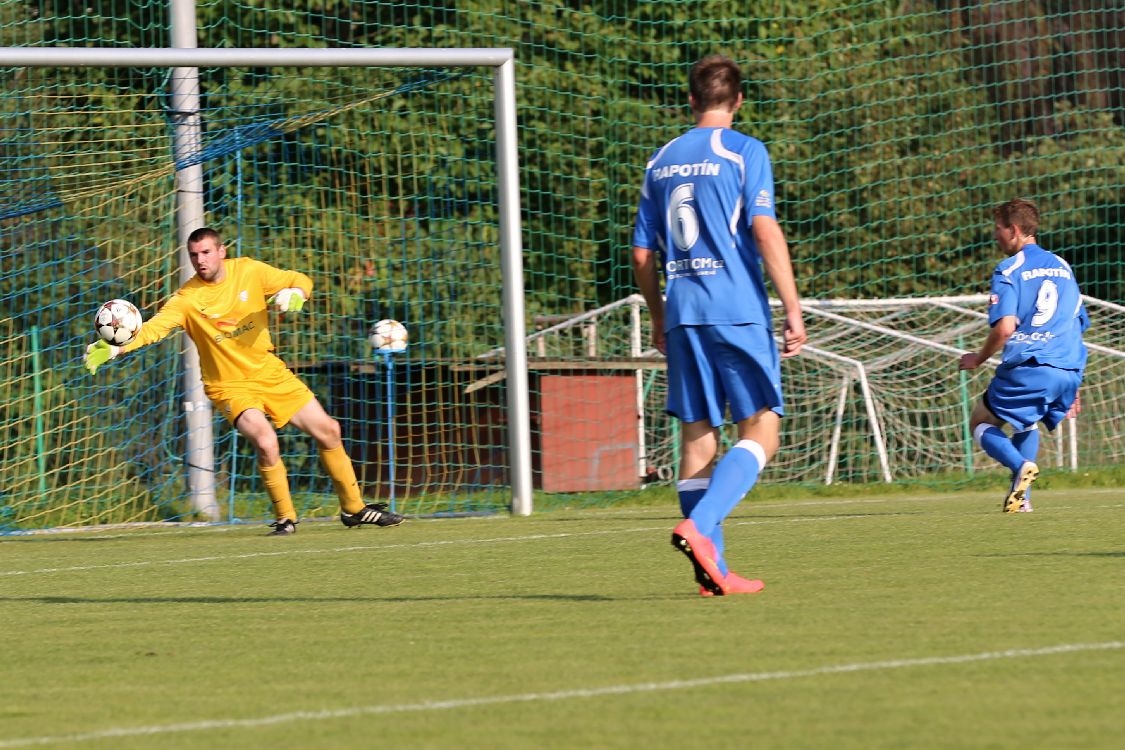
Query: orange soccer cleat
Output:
[[672, 519, 729, 596], [699, 572, 765, 597]]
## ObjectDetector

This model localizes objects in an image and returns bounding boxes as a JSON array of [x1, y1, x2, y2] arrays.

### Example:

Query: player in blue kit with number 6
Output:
[[631, 55, 807, 596], [959, 198, 1088, 513]]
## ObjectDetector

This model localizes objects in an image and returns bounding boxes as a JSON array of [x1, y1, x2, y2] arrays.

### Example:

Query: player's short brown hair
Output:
[[689, 55, 742, 112], [994, 198, 1040, 237]]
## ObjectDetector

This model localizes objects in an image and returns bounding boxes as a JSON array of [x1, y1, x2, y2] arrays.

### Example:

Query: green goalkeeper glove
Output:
[[269, 288, 306, 312], [84, 340, 120, 375]]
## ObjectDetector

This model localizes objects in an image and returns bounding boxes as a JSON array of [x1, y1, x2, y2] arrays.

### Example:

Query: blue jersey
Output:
[[632, 127, 777, 330], [989, 243, 1088, 371]]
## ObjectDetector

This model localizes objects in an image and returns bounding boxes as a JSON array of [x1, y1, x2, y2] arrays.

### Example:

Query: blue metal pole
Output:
[[30, 326, 47, 498], [383, 351, 396, 512]]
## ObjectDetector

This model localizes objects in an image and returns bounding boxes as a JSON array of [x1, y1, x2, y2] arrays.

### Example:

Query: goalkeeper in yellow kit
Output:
[[84, 226, 404, 535]]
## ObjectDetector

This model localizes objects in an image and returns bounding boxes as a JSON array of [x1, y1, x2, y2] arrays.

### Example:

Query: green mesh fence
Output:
[[1, 1, 1123, 531]]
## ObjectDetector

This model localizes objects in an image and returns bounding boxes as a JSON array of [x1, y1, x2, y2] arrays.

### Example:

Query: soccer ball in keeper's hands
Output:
[[368, 319, 408, 352], [94, 299, 143, 345]]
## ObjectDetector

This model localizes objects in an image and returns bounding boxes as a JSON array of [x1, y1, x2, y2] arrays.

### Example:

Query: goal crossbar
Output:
[[0, 47, 514, 68]]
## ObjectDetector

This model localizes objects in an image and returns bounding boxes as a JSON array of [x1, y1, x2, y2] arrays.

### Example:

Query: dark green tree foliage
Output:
[[5, 0, 1124, 314]]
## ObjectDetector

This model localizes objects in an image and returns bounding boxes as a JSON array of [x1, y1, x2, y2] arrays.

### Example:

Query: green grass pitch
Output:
[[1, 488, 1122, 749]]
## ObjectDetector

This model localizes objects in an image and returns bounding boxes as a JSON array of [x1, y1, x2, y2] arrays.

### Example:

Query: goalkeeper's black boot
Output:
[[341, 502, 406, 528], [267, 518, 297, 536]]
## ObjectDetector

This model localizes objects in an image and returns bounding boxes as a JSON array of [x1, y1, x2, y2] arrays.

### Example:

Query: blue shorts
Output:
[[985, 362, 1082, 431], [665, 323, 783, 426]]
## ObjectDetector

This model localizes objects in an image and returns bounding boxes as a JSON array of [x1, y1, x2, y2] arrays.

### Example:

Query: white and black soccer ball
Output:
[[368, 318, 408, 352], [94, 299, 143, 345]]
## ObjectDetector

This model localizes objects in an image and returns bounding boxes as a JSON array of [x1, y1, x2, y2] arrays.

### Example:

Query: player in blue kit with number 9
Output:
[[959, 198, 1089, 513], [631, 55, 807, 596]]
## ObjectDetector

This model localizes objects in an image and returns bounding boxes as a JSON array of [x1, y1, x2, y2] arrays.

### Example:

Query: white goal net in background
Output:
[[528, 294, 1125, 487]]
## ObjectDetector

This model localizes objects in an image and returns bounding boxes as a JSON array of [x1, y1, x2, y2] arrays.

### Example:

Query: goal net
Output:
[[0, 49, 526, 531], [522, 294, 1125, 488]]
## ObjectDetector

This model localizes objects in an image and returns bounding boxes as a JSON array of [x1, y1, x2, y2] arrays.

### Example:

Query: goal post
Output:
[[0, 45, 533, 523]]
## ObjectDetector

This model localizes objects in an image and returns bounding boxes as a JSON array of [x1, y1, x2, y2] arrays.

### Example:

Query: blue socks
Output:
[[691, 441, 764, 531], [1011, 427, 1040, 499], [1012, 427, 1040, 463], [973, 424, 1027, 474], [677, 479, 707, 519], [678, 441, 768, 576], [677, 478, 726, 575], [680, 440, 766, 578]]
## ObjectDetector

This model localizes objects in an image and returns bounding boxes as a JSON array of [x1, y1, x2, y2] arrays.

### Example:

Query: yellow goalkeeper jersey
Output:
[[120, 257, 313, 385]]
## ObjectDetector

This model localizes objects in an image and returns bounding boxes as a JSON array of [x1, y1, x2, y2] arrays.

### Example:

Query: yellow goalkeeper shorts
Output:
[[205, 360, 315, 429]]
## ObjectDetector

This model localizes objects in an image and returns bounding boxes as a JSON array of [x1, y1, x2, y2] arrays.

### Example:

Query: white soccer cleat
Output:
[[1004, 461, 1039, 513]]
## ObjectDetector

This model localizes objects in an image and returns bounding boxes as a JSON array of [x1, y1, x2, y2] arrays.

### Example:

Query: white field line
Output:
[[0, 513, 909, 577], [2, 498, 1123, 578], [0, 641, 1120, 748], [5, 487, 1123, 539]]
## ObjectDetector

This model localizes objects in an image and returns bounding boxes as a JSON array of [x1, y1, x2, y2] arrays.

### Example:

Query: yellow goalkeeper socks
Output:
[[319, 445, 365, 514], [259, 460, 297, 522]]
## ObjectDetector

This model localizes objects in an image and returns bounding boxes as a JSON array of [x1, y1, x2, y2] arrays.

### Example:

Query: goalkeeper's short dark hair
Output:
[[187, 226, 222, 247]]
